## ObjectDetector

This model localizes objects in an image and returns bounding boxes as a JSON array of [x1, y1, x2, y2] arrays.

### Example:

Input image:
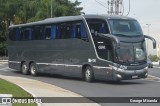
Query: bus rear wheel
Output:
[[29, 63, 38, 76], [84, 66, 95, 82], [21, 62, 29, 75]]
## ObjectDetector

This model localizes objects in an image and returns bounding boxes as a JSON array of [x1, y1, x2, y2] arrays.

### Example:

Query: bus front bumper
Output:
[[113, 66, 148, 80]]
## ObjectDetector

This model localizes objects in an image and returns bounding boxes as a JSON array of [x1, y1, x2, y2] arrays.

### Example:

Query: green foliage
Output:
[[0, 0, 82, 56], [0, 24, 7, 56], [148, 55, 160, 62]]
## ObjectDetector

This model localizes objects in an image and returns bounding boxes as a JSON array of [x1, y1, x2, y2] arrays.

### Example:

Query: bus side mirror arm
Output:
[[97, 33, 120, 45], [144, 35, 156, 49]]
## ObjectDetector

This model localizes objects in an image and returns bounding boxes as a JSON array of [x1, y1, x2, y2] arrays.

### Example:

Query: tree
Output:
[[27, 0, 83, 22], [0, 0, 83, 56], [53, 0, 83, 17], [0, 24, 7, 56], [148, 54, 160, 62]]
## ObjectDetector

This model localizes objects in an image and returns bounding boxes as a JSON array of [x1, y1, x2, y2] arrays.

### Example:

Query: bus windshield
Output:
[[115, 42, 146, 65], [109, 19, 143, 36]]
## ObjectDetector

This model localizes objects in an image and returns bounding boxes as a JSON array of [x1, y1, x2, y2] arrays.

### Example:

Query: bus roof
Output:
[[9, 15, 136, 28], [84, 14, 136, 20]]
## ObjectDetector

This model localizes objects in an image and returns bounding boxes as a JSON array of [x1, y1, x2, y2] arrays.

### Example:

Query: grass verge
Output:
[[0, 78, 37, 106]]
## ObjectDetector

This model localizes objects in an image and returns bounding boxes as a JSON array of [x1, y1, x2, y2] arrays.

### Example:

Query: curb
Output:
[[0, 75, 100, 106], [15, 84, 42, 106]]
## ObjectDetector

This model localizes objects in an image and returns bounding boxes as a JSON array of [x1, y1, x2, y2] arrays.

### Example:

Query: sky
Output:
[[70, 0, 160, 55]]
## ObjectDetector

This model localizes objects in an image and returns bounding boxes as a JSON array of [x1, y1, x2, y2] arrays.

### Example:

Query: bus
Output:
[[8, 15, 156, 82]]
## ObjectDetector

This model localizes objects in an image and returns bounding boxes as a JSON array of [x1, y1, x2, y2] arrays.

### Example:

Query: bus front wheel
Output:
[[84, 66, 95, 82], [21, 62, 29, 75], [30, 63, 38, 76]]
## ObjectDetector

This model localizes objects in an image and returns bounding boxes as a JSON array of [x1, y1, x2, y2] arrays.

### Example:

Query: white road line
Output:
[[154, 66, 160, 69], [148, 75, 160, 80], [144, 75, 160, 82]]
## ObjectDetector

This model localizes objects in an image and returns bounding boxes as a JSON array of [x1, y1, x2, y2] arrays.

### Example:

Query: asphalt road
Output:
[[148, 66, 160, 78], [0, 63, 160, 106]]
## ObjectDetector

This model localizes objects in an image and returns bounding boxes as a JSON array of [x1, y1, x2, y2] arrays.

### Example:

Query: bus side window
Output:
[[87, 19, 109, 37], [32, 26, 42, 40], [23, 28, 31, 40], [58, 23, 65, 39], [9, 29, 12, 40], [51, 25, 56, 39], [74, 21, 88, 41], [99, 23, 108, 33], [31, 28, 35, 40], [12, 28, 18, 41], [65, 24, 72, 39], [56, 24, 61, 39], [55, 21, 88, 40], [29, 28, 32, 40], [9, 28, 17, 41], [9, 28, 14, 41], [44, 26, 51, 40], [71, 24, 76, 38], [56, 23, 72, 39], [81, 22, 88, 41], [16, 28, 20, 40], [80, 22, 87, 38], [75, 23, 81, 38], [86, 19, 113, 61]]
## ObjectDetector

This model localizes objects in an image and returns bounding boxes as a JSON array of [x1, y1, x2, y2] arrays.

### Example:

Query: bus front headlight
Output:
[[144, 67, 148, 71], [112, 66, 118, 70]]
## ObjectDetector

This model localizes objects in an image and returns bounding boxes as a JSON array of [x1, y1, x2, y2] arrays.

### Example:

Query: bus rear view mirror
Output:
[[144, 35, 156, 49], [97, 33, 120, 45]]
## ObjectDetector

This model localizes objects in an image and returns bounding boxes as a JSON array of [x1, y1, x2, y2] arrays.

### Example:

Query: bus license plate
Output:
[[132, 75, 138, 79]]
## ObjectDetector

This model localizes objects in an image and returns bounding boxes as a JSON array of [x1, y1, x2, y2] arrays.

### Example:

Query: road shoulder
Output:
[[0, 74, 100, 106]]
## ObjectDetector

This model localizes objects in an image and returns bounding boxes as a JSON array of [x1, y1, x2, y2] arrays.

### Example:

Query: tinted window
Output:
[[9, 28, 21, 41], [9, 28, 15, 41], [109, 19, 143, 36], [115, 42, 146, 65], [56, 23, 72, 39], [9, 21, 88, 41], [32, 26, 43, 40], [9, 29, 13, 40], [87, 19, 110, 36], [44, 26, 51, 40], [23, 28, 31, 40], [86, 19, 113, 61], [56, 21, 88, 40]]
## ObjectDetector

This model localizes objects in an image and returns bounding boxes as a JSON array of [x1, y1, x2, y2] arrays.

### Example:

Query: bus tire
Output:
[[21, 62, 29, 75], [30, 63, 38, 76], [84, 66, 95, 82]]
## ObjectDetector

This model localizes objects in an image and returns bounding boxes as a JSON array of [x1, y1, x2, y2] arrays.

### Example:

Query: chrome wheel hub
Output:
[[22, 64, 27, 72], [85, 69, 91, 80], [31, 66, 36, 74]]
